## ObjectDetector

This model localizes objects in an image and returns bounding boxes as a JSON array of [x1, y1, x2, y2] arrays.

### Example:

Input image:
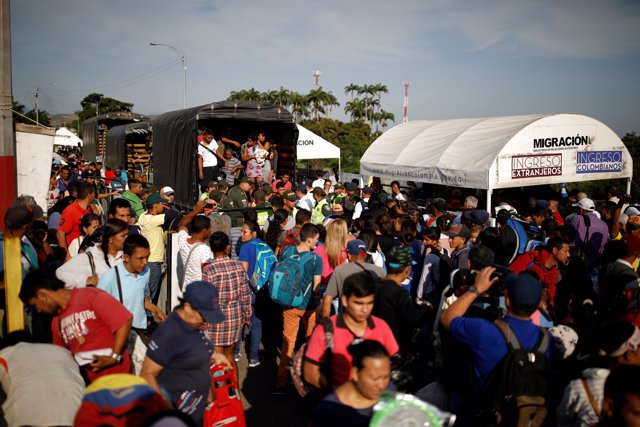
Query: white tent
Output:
[[296, 124, 341, 175], [54, 127, 83, 147], [360, 114, 633, 210]]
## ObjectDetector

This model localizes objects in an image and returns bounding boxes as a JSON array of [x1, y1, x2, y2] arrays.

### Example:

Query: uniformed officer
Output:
[[221, 176, 251, 258], [253, 190, 273, 227], [310, 187, 331, 225]]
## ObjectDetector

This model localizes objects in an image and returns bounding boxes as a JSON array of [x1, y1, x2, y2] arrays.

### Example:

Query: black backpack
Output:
[[478, 320, 550, 427]]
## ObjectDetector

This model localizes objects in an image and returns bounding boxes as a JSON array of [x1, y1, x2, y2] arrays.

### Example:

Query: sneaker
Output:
[[234, 354, 240, 362], [248, 359, 261, 368], [270, 384, 288, 396]]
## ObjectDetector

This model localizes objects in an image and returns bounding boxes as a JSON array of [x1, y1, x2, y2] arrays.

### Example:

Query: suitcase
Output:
[[203, 364, 246, 427]]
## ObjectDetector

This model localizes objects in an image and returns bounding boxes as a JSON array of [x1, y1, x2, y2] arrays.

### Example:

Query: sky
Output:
[[10, 0, 640, 136]]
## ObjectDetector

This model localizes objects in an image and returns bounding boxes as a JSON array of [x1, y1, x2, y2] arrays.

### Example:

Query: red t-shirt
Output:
[[304, 314, 399, 387], [272, 180, 292, 192], [52, 287, 132, 381], [58, 201, 90, 246]]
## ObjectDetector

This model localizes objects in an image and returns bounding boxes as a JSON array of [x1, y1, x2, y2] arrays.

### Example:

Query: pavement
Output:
[[235, 347, 315, 427]]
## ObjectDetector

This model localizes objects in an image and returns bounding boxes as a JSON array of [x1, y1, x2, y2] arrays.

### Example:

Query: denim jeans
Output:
[[147, 262, 163, 305], [235, 293, 262, 362]]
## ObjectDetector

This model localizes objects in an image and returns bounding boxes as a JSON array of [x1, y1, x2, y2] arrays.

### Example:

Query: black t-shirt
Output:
[[372, 279, 428, 346], [310, 392, 373, 427]]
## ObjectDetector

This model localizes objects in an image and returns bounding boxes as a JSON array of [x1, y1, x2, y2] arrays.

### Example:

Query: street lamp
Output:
[[149, 42, 187, 109]]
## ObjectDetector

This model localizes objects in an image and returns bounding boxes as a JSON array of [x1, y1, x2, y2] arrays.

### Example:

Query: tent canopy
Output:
[[361, 114, 632, 194], [54, 127, 83, 147], [296, 124, 340, 160]]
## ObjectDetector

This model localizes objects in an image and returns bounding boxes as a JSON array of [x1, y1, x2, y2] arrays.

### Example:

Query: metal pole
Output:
[[150, 42, 187, 108], [34, 87, 39, 126], [0, 0, 17, 230]]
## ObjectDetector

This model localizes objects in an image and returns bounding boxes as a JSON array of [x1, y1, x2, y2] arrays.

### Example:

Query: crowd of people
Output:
[[1, 137, 640, 426]]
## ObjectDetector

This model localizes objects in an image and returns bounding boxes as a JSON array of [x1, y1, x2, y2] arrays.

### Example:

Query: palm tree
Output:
[[344, 99, 366, 122], [344, 83, 360, 100], [289, 92, 310, 123], [261, 90, 278, 103], [306, 88, 328, 122], [275, 86, 291, 107]]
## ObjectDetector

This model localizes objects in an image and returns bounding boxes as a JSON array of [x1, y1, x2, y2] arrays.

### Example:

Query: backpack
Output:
[[268, 248, 315, 309], [247, 240, 277, 292], [478, 320, 550, 427], [291, 317, 334, 398], [504, 218, 545, 264], [437, 250, 452, 290], [278, 227, 301, 255]]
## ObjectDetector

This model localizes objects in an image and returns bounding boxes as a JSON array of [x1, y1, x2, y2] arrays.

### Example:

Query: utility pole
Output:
[[403, 81, 410, 123], [33, 87, 39, 125], [0, 0, 16, 228]]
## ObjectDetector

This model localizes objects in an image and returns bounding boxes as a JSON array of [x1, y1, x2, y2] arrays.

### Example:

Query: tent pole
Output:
[[338, 157, 341, 182], [627, 178, 632, 195], [487, 189, 493, 214]]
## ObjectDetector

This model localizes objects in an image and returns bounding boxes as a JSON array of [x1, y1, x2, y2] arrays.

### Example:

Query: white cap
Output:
[[494, 203, 517, 215], [161, 186, 175, 196], [572, 197, 595, 212]]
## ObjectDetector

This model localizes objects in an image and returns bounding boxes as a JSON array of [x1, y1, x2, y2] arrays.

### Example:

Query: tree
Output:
[[344, 83, 360, 100], [12, 101, 51, 126], [78, 93, 133, 124], [344, 99, 366, 121]]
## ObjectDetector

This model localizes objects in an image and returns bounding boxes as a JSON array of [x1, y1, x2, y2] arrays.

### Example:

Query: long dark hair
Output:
[[100, 219, 129, 267], [264, 209, 288, 250]]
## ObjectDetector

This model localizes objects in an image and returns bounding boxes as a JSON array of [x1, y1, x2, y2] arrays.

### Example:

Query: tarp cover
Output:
[[82, 112, 148, 161], [105, 121, 151, 170], [153, 101, 297, 207], [296, 125, 340, 160], [360, 113, 632, 190], [54, 127, 83, 147]]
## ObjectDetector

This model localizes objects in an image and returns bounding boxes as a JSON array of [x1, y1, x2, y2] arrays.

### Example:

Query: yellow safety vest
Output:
[[311, 199, 329, 225]]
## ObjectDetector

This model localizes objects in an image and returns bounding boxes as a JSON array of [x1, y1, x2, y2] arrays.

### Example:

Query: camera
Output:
[[452, 265, 512, 298]]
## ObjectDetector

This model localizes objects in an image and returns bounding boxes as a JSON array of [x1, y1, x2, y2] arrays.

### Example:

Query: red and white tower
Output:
[[403, 81, 410, 123], [313, 70, 321, 89]]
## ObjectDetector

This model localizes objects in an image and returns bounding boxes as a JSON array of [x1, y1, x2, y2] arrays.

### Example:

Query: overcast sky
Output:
[[10, 0, 640, 135]]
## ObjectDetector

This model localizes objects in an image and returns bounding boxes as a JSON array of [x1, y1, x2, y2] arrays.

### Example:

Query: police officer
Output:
[[221, 176, 251, 259], [253, 190, 273, 227], [310, 187, 331, 225]]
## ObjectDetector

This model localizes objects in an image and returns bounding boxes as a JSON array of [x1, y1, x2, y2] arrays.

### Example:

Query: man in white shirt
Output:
[[197, 128, 227, 192], [311, 172, 325, 190]]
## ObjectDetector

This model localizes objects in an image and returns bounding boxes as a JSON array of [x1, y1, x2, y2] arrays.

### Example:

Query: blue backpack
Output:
[[247, 240, 277, 292], [268, 249, 315, 309], [505, 218, 545, 263]]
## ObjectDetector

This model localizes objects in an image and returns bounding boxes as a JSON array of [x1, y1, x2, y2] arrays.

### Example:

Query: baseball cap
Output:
[[238, 176, 250, 185], [161, 186, 175, 196], [282, 190, 297, 202], [4, 205, 34, 229], [296, 184, 307, 192], [549, 325, 579, 359], [218, 180, 229, 189], [626, 207, 640, 216], [462, 209, 490, 225], [443, 224, 471, 239], [504, 273, 543, 312], [312, 187, 326, 197], [81, 170, 97, 180], [262, 184, 273, 194], [494, 203, 518, 215], [146, 193, 168, 206], [622, 234, 640, 252], [182, 281, 225, 325], [344, 182, 358, 191], [386, 246, 413, 268], [628, 215, 640, 227], [361, 186, 373, 195], [598, 321, 640, 358], [253, 190, 266, 200], [431, 198, 447, 212], [333, 182, 343, 190], [208, 190, 223, 202], [573, 197, 595, 212], [304, 179, 313, 188], [346, 239, 367, 256]]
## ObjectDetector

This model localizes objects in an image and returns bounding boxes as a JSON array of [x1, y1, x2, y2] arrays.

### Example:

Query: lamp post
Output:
[[149, 42, 186, 109]]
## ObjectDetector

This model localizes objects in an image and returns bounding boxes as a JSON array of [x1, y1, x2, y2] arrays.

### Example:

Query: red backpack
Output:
[[278, 227, 302, 256]]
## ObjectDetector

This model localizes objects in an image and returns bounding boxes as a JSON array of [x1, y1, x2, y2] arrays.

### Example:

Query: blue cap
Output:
[[346, 239, 367, 256], [504, 273, 543, 312], [182, 281, 225, 325]]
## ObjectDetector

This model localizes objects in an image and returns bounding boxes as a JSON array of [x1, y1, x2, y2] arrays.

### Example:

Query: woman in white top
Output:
[[56, 218, 128, 288], [358, 228, 386, 271], [177, 201, 213, 288], [67, 212, 101, 257]]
